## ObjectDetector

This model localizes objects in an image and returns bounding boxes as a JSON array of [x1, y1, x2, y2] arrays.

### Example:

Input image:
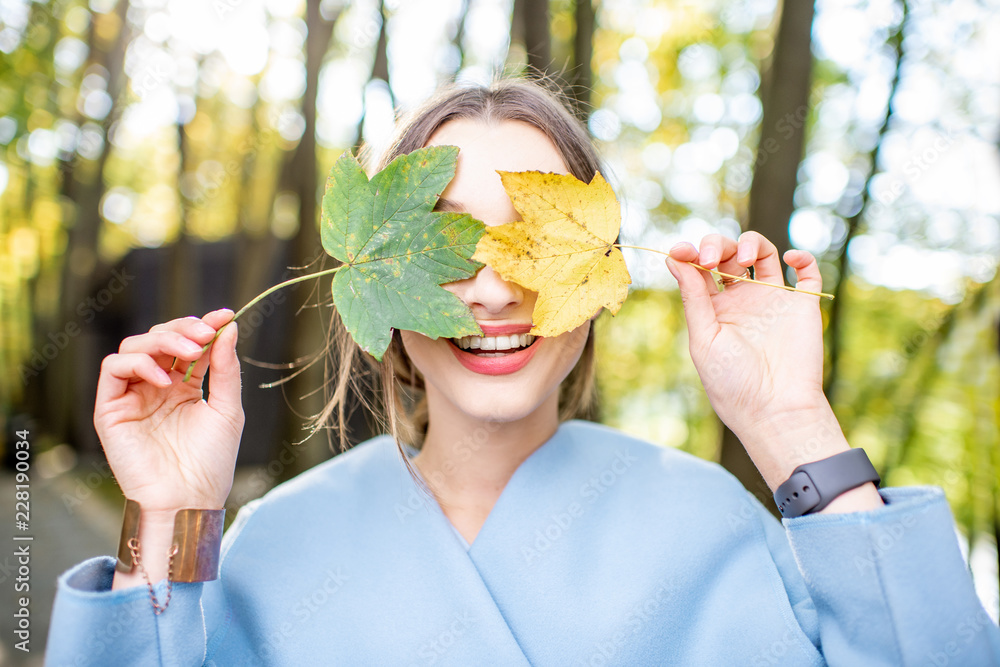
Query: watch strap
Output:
[[774, 448, 880, 518]]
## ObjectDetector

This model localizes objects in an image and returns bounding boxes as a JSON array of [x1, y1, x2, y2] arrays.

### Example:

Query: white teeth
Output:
[[454, 333, 536, 352]]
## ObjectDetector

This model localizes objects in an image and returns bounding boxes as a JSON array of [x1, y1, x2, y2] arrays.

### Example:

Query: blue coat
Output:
[[45, 420, 1000, 665]]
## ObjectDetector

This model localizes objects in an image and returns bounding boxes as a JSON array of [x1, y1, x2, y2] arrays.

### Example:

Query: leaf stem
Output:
[[614, 244, 835, 300], [179, 264, 345, 382]]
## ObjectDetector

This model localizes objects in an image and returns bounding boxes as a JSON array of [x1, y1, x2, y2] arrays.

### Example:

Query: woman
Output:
[[46, 77, 999, 666]]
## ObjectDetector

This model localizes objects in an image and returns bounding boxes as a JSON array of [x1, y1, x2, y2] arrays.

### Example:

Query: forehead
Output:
[[425, 118, 570, 176]]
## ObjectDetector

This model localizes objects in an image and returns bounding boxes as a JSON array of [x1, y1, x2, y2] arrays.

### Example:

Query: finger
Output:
[[206, 320, 243, 425], [698, 234, 742, 292], [149, 315, 221, 340], [146, 309, 235, 381], [120, 330, 211, 360], [783, 249, 823, 295], [176, 309, 237, 382], [199, 308, 237, 330], [668, 241, 722, 294], [666, 248, 721, 349], [699, 233, 744, 270], [737, 231, 783, 285], [96, 352, 173, 407]]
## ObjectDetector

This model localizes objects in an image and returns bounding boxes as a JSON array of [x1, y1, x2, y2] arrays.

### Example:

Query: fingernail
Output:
[[183, 341, 203, 354], [665, 258, 679, 279], [702, 249, 718, 265], [669, 243, 686, 254], [156, 368, 171, 384], [737, 247, 751, 263], [196, 323, 215, 336]]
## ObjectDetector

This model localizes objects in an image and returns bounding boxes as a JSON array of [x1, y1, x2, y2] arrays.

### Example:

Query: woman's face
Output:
[[400, 118, 592, 425]]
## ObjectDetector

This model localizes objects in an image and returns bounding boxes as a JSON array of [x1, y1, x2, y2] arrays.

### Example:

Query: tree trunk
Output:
[[510, 0, 525, 54], [53, 0, 132, 454], [522, 0, 551, 76], [746, 0, 815, 263], [277, 0, 340, 477], [168, 122, 194, 320], [372, 1, 390, 86], [824, 1, 909, 399], [570, 0, 594, 119], [717, 0, 816, 512], [453, 0, 469, 73], [354, 0, 392, 152]]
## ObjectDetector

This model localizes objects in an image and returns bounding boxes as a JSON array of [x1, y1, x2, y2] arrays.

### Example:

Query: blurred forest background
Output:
[[1, 0, 1000, 654]]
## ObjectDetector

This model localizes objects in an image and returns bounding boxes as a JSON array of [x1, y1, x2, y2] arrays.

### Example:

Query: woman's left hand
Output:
[[666, 232, 850, 489]]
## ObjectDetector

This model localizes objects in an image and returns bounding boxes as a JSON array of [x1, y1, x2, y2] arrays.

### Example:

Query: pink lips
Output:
[[448, 323, 542, 375]]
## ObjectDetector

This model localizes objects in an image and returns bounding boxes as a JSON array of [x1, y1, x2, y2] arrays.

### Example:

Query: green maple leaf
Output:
[[320, 145, 485, 360]]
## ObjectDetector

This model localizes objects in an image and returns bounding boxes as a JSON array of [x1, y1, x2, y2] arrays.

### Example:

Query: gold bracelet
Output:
[[115, 499, 226, 584]]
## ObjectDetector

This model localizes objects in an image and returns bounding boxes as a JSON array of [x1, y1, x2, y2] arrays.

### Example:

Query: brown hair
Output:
[[306, 74, 606, 456]]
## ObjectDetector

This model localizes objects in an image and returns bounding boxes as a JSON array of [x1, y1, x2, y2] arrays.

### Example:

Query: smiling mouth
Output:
[[448, 333, 538, 356]]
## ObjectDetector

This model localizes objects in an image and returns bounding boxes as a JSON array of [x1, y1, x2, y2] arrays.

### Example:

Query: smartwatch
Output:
[[773, 448, 880, 518]]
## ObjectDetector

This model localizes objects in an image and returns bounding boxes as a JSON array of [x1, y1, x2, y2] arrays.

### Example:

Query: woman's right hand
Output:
[[94, 308, 244, 515]]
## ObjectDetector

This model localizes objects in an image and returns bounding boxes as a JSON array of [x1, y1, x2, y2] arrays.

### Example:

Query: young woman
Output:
[[47, 78, 999, 666]]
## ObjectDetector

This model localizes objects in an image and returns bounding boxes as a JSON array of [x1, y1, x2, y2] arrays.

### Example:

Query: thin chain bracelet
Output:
[[126, 537, 179, 615]]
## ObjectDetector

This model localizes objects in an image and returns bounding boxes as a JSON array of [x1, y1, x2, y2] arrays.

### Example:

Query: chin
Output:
[[400, 323, 590, 425], [447, 390, 548, 424]]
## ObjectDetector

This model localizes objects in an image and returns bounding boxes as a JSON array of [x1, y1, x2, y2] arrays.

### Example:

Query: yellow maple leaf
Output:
[[472, 170, 632, 337]]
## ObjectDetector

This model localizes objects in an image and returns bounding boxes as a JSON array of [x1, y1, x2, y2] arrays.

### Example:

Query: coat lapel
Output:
[[208, 436, 534, 666]]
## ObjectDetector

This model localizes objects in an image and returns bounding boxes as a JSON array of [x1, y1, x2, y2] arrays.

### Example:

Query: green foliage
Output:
[[594, 289, 721, 463], [321, 145, 485, 360], [829, 277, 1000, 541], [1, 0, 996, 569], [596, 279, 1000, 540]]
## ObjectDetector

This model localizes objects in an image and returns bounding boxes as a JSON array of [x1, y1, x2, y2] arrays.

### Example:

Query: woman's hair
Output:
[[307, 74, 606, 455]]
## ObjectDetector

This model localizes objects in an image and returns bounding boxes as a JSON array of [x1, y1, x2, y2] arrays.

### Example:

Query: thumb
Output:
[[207, 320, 243, 424], [666, 257, 720, 349]]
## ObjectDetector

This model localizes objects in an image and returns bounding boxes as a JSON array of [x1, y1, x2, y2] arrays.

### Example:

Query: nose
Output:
[[449, 265, 524, 315]]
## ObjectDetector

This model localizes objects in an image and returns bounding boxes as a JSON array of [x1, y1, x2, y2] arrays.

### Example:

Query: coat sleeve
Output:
[[749, 484, 1000, 666], [44, 500, 262, 667]]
